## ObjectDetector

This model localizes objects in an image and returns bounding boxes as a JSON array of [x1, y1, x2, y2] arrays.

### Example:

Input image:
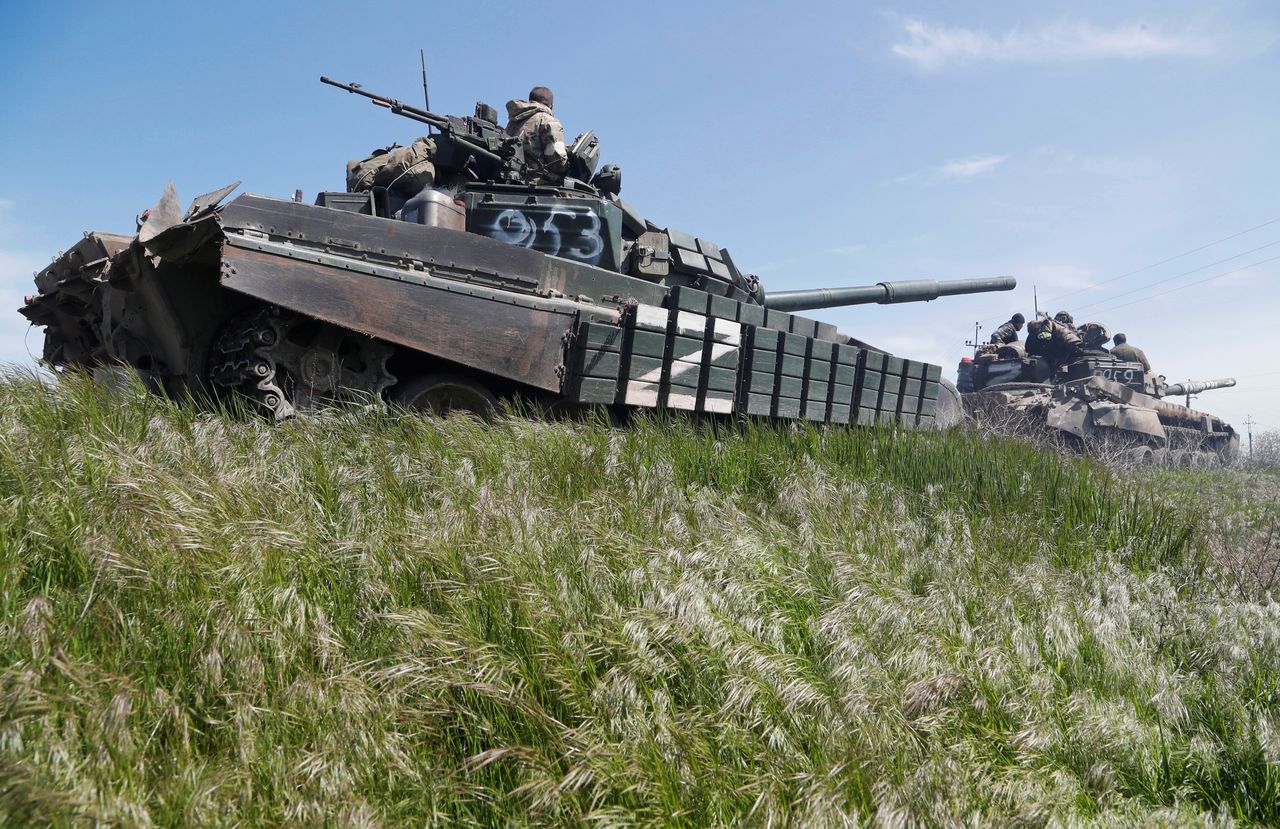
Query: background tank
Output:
[[957, 323, 1238, 465], [20, 77, 1015, 429]]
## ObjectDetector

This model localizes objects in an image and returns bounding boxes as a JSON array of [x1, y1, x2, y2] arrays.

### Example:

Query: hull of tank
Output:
[[965, 376, 1238, 466], [22, 191, 961, 428]]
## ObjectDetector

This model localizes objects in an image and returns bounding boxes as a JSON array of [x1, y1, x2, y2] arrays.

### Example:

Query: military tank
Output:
[[958, 317, 1238, 465], [20, 76, 1015, 428]]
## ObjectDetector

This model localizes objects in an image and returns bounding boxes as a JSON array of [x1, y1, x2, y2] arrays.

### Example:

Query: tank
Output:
[[957, 320, 1238, 465], [19, 76, 1015, 429]]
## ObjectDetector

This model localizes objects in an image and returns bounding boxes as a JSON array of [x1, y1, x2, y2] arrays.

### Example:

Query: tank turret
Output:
[[764, 276, 1015, 313], [1161, 378, 1236, 398]]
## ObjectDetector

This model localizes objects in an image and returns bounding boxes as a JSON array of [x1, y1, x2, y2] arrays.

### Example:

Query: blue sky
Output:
[[2, 1, 1278, 430]]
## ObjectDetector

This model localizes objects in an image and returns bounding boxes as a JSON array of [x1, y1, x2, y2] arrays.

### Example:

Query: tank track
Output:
[[208, 307, 395, 418], [1163, 425, 1235, 467]]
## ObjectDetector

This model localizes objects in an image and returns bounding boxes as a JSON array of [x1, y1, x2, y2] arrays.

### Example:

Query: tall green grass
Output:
[[1, 372, 1277, 826]]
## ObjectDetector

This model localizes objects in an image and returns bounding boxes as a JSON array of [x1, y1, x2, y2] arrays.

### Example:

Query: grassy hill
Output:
[[1, 373, 1278, 826]]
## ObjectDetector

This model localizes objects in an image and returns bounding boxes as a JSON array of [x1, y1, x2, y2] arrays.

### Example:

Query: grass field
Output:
[[1, 372, 1278, 827]]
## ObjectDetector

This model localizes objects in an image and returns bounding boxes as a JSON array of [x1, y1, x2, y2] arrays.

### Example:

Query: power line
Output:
[[974, 213, 1280, 330], [1043, 214, 1280, 307], [1069, 238, 1280, 315], [1084, 253, 1280, 317]]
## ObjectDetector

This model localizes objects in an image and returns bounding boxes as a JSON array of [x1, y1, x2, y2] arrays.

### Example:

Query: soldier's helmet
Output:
[[1012, 312, 1025, 326], [1054, 310, 1074, 325]]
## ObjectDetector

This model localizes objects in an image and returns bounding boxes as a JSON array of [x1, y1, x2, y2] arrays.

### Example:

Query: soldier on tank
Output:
[[1110, 333, 1152, 372], [989, 312, 1025, 344], [505, 86, 569, 186], [1026, 315, 1083, 369], [1077, 321, 1111, 351]]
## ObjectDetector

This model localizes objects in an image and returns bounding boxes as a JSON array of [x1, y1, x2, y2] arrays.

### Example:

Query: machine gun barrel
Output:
[[320, 76, 504, 164], [321, 76, 449, 128], [1162, 378, 1236, 397], [763, 276, 1015, 313]]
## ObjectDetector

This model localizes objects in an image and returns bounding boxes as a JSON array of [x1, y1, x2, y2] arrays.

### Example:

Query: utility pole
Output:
[[964, 322, 983, 357], [1244, 415, 1255, 462]]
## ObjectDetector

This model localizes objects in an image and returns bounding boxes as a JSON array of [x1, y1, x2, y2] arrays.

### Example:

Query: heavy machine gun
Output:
[[322, 75, 611, 197], [321, 76, 526, 184]]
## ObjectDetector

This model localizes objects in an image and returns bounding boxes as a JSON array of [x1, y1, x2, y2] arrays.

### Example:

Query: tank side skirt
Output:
[[219, 245, 577, 392], [220, 194, 669, 307], [222, 233, 605, 317]]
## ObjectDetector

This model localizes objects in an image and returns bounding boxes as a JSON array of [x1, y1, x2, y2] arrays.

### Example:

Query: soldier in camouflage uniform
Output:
[[504, 86, 569, 186], [1110, 333, 1152, 372], [1026, 316, 1083, 369], [989, 312, 1025, 344]]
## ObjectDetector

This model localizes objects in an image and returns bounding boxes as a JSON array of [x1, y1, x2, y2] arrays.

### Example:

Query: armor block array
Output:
[[564, 287, 942, 428]]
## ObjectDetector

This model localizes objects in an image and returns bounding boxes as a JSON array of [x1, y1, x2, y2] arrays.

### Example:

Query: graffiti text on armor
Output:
[[477, 204, 605, 265]]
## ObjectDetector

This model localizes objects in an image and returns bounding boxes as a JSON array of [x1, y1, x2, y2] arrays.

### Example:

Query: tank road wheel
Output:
[[269, 316, 396, 412], [208, 308, 396, 418], [1190, 450, 1217, 469], [933, 378, 965, 430], [1124, 446, 1155, 465], [392, 373, 499, 420]]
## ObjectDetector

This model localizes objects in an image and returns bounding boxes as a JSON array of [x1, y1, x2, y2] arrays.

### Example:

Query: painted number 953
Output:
[[1096, 367, 1139, 383]]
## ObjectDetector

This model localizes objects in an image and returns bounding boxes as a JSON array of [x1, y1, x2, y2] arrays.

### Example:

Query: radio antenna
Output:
[[419, 49, 430, 110]]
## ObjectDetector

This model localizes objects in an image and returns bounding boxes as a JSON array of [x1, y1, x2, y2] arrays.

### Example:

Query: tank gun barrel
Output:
[[763, 276, 1015, 313], [1162, 378, 1236, 397]]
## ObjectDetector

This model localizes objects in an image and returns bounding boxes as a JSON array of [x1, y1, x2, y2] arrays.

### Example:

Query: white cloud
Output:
[[896, 154, 1007, 184], [891, 18, 1220, 70], [938, 155, 1007, 180]]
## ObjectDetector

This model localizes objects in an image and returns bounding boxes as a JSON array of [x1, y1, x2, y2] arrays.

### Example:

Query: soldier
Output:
[[1110, 333, 1152, 372], [1078, 321, 1111, 351], [1026, 315, 1083, 369], [1054, 310, 1074, 326], [989, 312, 1026, 344], [504, 86, 569, 186]]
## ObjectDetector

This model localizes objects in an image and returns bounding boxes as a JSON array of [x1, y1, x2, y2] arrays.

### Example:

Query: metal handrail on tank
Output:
[[763, 276, 1015, 312]]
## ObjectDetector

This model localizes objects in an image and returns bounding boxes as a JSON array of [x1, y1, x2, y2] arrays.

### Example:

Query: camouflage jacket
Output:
[[1026, 317, 1082, 363], [989, 320, 1020, 344], [504, 100, 568, 185], [1110, 343, 1151, 372]]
